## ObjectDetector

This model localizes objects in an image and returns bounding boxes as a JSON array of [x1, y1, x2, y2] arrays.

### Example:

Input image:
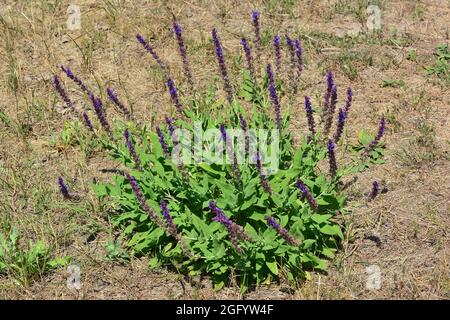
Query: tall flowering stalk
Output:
[[156, 126, 170, 158], [58, 177, 71, 199], [212, 28, 233, 104], [296, 179, 318, 211], [136, 34, 167, 72], [82, 112, 94, 131], [255, 153, 272, 194], [220, 124, 240, 182], [322, 71, 334, 121], [293, 39, 303, 92], [333, 108, 347, 144], [173, 22, 193, 90], [364, 117, 386, 156], [285, 35, 298, 91], [238, 113, 249, 155], [126, 174, 164, 228], [324, 84, 338, 137], [167, 78, 184, 116], [285, 34, 296, 71], [327, 139, 338, 178], [265, 216, 299, 246], [266, 64, 282, 130], [369, 181, 380, 200], [273, 35, 281, 74], [165, 116, 177, 143], [53, 75, 73, 109], [89, 94, 113, 139], [304, 96, 316, 138], [251, 10, 261, 59], [343, 87, 353, 116], [159, 199, 178, 238], [60, 66, 92, 96], [124, 129, 141, 169], [107, 88, 133, 120], [209, 201, 251, 254], [240, 38, 255, 82]]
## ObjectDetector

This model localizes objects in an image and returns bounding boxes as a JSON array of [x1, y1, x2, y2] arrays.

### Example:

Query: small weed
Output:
[[380, 79, 405, 88], [426, 44, 450, 84]]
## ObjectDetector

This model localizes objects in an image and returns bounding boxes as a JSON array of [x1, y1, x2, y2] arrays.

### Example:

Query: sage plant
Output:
[[296, 179, 318, 211], [124, 128, 141, 169], [173, 22, 194, 90], [265, 216, 299, 246], [364, 117, 386, 156], [107, 88, 132, 120], [266, 64, 282, 130], [240, 38, 256, 82], [251, 10, 261, 59], [212, 28, 234, 104]]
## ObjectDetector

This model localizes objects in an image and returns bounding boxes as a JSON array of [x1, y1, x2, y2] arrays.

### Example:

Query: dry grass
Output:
[[0, 0, 449, 299]]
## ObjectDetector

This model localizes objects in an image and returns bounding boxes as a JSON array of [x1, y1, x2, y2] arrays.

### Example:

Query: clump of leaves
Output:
[[426, 44, 450, 83], [0, 228, 70, 285]]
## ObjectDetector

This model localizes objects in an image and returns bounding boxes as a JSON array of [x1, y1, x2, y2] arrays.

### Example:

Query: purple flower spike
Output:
[[324, 84, 338, 136], [126, 174, 164, 228], [173, 22, 193, 90], [238, 113, 250, 154], [82, 112, 94, 131], [369, 181, 380, 200], [296, 179, 318, 211], [89, 94, 113, 139], [304, 96, 316, 138], [265, 216, 299, 246], [266, 64, 282, 130], [240, 38, 256, 82], [327, 139, 338, 178], [322, 71, 335, 121], [273, 35, 281, 74], [167, 79, 184, 116], [156, 126, 170, 158], [58, 177, 71, 199], [107, 88, 132, 120], [165, 117, 176, 136], [209, 201, 251, 254], [365, 116, 386, 155], [212, 28, 233, 104], [53, 75, 73, 109], [136, 34, 166, 72], [220, 124, 240, 182], [286, 34, 296, 68], [251, 10, 261, 58], [343, 87, 353, 116], [294, 39, 303, 80], [124, 129, 141, 169], [160, 199, 178, 238], [255, 153, 272, 194], [333, 108, 347, 144], [60, 66, 92, 96]]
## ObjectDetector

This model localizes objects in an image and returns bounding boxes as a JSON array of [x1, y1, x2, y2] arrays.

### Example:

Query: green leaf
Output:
[[266, 260, 279, 276], [319, 224, 344, 240]]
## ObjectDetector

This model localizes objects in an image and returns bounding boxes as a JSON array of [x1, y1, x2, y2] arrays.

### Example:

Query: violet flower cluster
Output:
[[167, 78, 184, 116], [160, 199, 178, 238], [238, 113, 250, 154], [220, 124, 240, 182], [343, 87, 353, 116], [324, 84, 338, 137], [212, 28, 233, 104], [107, 88, 132, 120], [251, 10, 261, 58], [255, 153, 272, 194], [53, 75, 73, 109], [173, 22, 193, 90], [304, 96, 316, 138], [126, 173, 164, 228], [322, 71, 334, 122], [265, 216, 299, 246], [266, 64, 282, 130], [273, 35, 281, 74], [124, 128, 141, 169], [327, 139, 338, 178], [240, 38, 256, 82], [61, 66, 92, 96], [89, 94, 113, 139], [58, 177, 71, 199], [365, 117, 386, 156], [209, 201, 250, 254], [369, 181, 380, 200], [296, 179, 318, 211], [136, 34, 167, 72], [333, 108, 347, 143], [82, 112, 94, 131], [156, 126, 170, 158]]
